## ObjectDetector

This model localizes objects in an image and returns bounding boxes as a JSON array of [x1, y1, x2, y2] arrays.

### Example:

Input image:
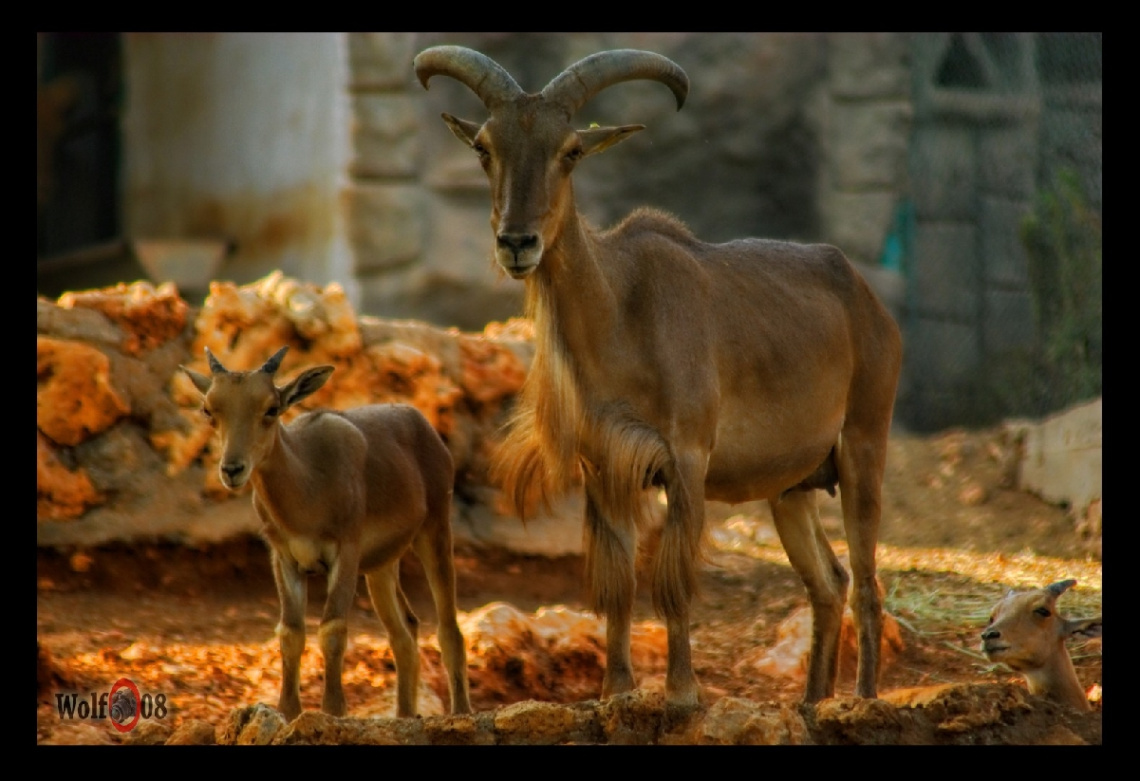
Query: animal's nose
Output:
[[981, 628, 999, 641], [221, 462, 246, 481], [497, 233, 538, 255]]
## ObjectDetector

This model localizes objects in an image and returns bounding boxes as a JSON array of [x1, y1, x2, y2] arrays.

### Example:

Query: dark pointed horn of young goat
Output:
[[540, 49, 689, 117], [1047, 579, 1078, 597], [414, 46, 526, 110], [261, 346, 289, 376], [206, 347, 229, 376]]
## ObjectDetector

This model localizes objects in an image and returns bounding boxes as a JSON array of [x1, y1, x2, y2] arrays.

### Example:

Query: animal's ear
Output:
[[579, 124, 644, 158], [1065, 616, 1102, 640], [180, 366, 213, 396], [279, 366, 335, 409], [441, 113, 483, 148]]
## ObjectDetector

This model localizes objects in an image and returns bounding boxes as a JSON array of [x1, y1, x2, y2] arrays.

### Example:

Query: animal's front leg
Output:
[[583, 481, 637, 698], [272, 549, 308, 721], [319, 545, 360, 717]]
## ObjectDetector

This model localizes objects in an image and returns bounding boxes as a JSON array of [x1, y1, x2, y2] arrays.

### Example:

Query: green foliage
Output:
[[1019, 168, 1102, 411]]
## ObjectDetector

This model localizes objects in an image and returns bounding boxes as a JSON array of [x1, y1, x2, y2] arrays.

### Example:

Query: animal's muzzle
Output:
[[496, 232, 541, 278], [980, 629, 1008, 657], [220, 460, 249, 489], [497, 232, 538, 254]]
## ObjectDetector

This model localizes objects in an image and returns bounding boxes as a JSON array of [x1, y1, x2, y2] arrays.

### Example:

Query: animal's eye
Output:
[[265, 406, 280, 420], [1034, 607, 1051, 618], [473, 143, 489, 159], [564, 147, 583, 164], [201, 407, 216, 427]]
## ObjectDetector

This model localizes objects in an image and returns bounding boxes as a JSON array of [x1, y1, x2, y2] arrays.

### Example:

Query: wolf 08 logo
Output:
[[54, 678, 168, 733]]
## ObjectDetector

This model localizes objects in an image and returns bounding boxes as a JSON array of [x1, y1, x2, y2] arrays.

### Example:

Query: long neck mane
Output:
[[490, 215, 605, 516], [491, 213, 665, 530]]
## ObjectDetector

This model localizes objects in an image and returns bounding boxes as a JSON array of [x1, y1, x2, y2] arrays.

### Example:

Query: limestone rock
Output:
[[37, 430, 102, 520], [459, 602, 668, 706], [165, 718, 216, 745], [57, 280, 190, 356], [37, 337, 129, 447], [698, 696, 810, 745], [124, 720, 172, 745], [220, 702, 287, 745], [736, 603, 904, 683], [493, 699, 599, 745]]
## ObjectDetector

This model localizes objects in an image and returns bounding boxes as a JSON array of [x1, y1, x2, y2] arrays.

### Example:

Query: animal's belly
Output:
[[285, 536, 337, 575], [357, 522, 417, 573], [702, 365, 847, 502], [704, 422, 841, 503]]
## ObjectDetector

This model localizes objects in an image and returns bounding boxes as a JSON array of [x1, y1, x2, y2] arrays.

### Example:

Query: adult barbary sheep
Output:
[[182, 346, 471, 719], [414, 45, 902, 708]]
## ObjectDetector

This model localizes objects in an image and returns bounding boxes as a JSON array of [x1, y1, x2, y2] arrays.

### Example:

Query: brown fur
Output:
[[418, 45, 902, 708], [183, 347, 471, 720], [982, 579, 1102, 712]]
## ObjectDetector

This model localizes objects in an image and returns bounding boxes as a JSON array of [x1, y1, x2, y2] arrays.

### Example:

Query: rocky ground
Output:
[[36, 425, 1103, 745]]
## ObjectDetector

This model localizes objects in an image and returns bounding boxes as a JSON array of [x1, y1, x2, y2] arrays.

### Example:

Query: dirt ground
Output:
[[36, 425, 1103, 745]]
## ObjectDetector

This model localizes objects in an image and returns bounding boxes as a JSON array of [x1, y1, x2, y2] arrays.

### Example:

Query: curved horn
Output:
[[205, 347, 228, 376], [261, 346, 289, 376], [414, 46, 526, 110], [541, 49, 689, 117]]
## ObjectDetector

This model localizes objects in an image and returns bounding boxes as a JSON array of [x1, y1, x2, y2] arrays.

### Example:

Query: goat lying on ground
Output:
[[182, 346, 471, 720], [414, 46, 902, 707], [981, 579, 1102, 712]]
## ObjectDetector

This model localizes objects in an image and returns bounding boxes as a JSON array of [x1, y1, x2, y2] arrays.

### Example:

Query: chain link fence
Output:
[[896, 32, 1101, 431]]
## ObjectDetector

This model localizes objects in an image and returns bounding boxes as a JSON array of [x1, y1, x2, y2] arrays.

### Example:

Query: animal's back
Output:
[[600, 211, 899, 501], [605, 209, 873, 339], [340, 403, 454, 512]]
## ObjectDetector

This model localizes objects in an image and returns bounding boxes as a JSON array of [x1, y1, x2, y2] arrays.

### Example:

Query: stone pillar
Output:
[[818, 34, 911, 338], [122, 33, 355, 304]]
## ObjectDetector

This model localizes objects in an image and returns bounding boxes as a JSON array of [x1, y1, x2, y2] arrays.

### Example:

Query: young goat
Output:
[[182, 346, 471, 720], [981, 579, 1101, 712], [415, 46, 902, 708]]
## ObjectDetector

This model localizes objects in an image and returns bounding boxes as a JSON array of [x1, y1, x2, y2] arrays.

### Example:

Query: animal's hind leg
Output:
[[412, 518, 472, 715], [770, 490, 849, 703], [835, 425, 889, 698], [584, 478, 637, 699], [365, 562, 421, 717], [653, 450, 706, 709], [272, 549, 307, 721], [318, 549, 361, 717]]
